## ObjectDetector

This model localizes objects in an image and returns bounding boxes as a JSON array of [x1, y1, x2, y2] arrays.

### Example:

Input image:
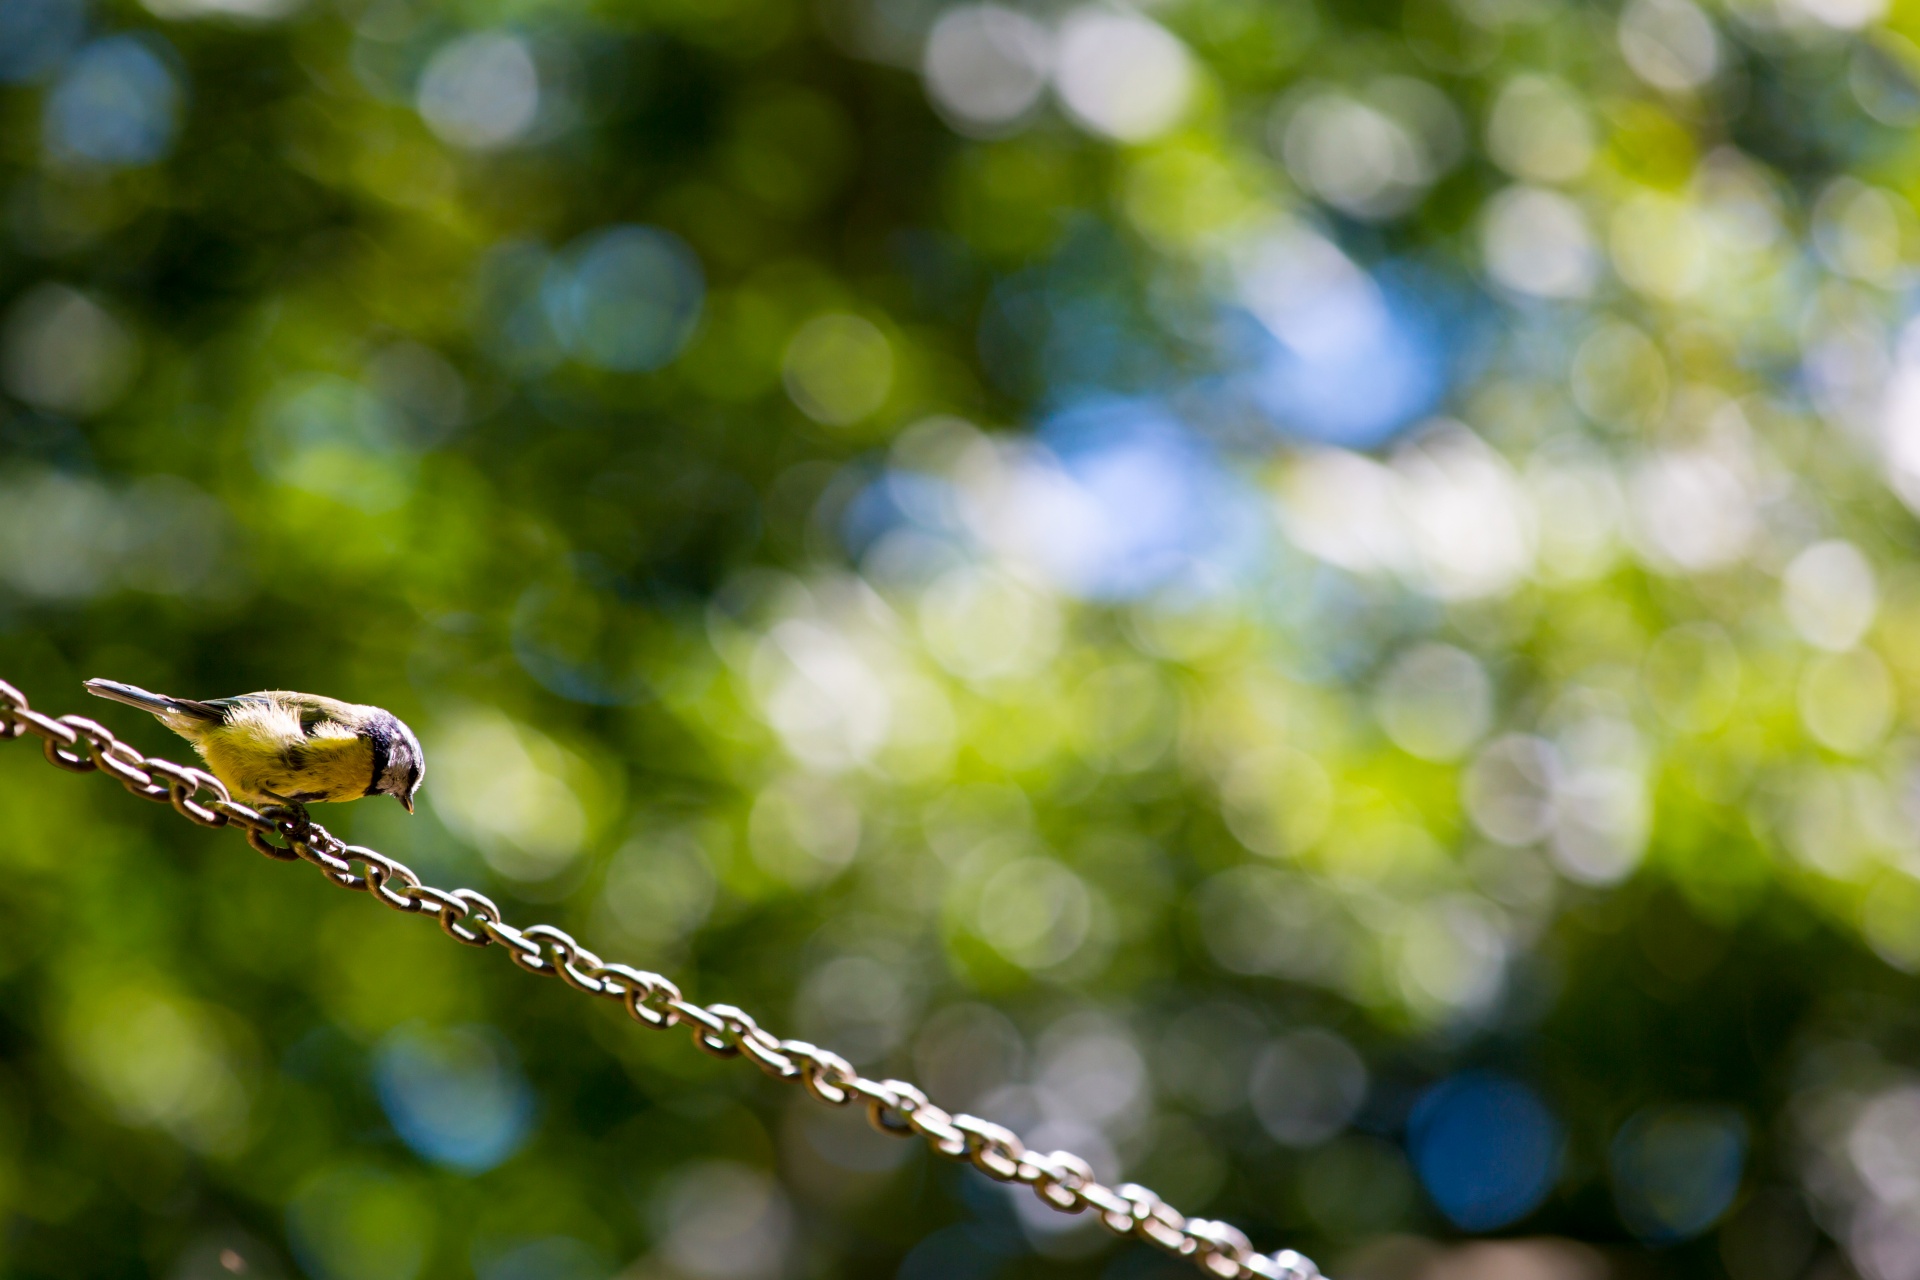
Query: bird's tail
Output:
[[84, 679, 223, 722]]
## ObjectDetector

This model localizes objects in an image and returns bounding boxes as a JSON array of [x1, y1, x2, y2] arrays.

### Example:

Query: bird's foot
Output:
[[258, 795, 313, 838]]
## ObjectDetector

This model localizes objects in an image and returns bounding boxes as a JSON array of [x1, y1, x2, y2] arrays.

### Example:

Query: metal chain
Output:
[[0, 677, 1324, 1280]]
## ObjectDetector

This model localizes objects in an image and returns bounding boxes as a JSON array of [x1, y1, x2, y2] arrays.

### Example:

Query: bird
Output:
[[83, 679, 424, 813]]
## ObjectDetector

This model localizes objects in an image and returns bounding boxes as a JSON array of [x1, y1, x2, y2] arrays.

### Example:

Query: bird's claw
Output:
[[259, 796, 313, 838]]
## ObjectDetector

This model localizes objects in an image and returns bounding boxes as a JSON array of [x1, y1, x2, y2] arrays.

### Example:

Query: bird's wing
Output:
[[201, 692, 274, 715], [223, 692, 359, 735]]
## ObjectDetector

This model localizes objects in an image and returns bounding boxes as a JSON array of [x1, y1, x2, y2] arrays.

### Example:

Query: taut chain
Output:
[[0, 677, 1323, 1280]]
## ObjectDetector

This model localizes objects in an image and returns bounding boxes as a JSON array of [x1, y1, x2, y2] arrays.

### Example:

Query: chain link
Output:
[[0, 677, 1325, 1280]]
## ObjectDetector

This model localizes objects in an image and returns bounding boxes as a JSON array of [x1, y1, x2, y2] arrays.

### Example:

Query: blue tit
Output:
[[84, 679, 424, 812]]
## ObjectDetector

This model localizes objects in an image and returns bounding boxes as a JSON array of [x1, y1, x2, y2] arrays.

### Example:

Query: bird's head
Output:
[[365, 711, 425, 813]]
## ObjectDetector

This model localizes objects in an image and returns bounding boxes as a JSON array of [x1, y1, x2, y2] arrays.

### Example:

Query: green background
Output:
[[2, 0, 1919, 1275]]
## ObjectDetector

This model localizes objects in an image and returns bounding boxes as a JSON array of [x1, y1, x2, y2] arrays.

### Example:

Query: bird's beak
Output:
[[399, 794, 414, 814]]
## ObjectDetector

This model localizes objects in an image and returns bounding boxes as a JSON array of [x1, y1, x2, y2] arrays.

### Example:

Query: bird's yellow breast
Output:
[[190, 701, 374, 804]]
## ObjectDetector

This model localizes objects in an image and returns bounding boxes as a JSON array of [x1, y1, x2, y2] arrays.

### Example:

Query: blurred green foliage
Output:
[[8, 0, 1920, 1276]]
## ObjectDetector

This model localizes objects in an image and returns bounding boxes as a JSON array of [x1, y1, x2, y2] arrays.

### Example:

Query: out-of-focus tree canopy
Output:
[[7, 0, 1920, 1275]]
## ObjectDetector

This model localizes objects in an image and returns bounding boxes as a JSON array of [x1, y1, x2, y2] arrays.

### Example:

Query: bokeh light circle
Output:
[[1408, 1072, 1563, 1231], [544, 225, 705, 373]]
